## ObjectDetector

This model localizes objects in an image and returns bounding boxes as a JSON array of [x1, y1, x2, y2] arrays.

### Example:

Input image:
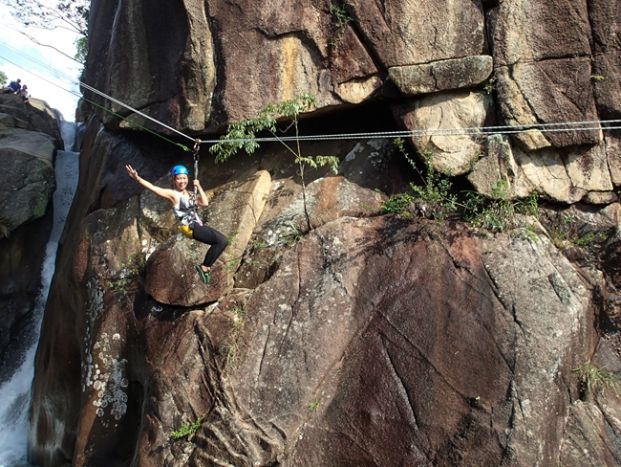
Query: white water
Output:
[[0, 122, 79, 466]]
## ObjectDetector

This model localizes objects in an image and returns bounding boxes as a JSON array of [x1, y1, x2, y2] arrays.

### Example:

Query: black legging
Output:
[[191, 223, 228, 268]]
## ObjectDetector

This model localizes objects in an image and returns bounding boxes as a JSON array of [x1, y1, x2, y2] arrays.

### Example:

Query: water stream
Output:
[[0, 121, 79, 466]]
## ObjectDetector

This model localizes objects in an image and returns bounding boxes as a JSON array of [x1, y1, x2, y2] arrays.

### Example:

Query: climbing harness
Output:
[[179, 224, 193, 239]]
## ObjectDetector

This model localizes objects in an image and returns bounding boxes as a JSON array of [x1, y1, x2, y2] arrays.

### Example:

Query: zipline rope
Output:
[[199, 123, 621, 144], [78, 81, 198, 144], [2, 42, 621, 150], [0, 50, 195, 150]]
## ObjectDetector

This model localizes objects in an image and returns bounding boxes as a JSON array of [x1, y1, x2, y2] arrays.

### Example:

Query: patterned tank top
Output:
[[172, 192, 202, 226]]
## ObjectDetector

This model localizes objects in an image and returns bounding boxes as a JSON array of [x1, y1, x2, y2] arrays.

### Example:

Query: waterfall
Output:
[[0, 121, 79, 466]]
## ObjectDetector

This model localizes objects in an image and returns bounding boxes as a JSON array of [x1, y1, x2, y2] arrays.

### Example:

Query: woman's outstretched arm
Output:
[[126, 164, 177, 205]]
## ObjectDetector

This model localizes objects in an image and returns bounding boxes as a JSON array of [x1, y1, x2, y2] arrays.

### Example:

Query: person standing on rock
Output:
[[125, 163, 228, 284]]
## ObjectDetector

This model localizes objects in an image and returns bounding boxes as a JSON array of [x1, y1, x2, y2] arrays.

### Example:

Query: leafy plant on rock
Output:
[[574, 362, 619, 398], [307, 400, 322, 411], [463, 181, 539, 232], [170, 417, 203, 441], [328, 2, 352, 45], [388, 138, 457, 220], [329, 3, 351, 30], [210, 94, 339, 231], [548, 214, 606, 249], [382, 192, 416, 218]]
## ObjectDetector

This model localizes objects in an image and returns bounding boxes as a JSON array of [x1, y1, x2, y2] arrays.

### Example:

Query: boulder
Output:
[[236, 175, 386, 288], [0, 94, 62, 144], [144, 237, 222, 306], [0, 129, 56, 234], [495, 61, 601, 150], [186, 218, 593, 465], [397, 91, 493, 176], [514, 144, 613, 203], [468, 134, 533, 198], [0, 97, 59, 383], [0, 212, 52, 381], [492, 0, 591, 67], [389, 55, 493, 96]]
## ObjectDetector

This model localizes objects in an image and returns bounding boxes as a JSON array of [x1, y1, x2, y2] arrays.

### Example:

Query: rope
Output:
[[79, 81, 197, 144], [199, 120, 621, 144], [0, 51, 195, 152], [3, 42, 621, 150], [192, 139, 200, 200]]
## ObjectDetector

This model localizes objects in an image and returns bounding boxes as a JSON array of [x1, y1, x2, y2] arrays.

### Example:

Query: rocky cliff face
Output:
[[81, 0, 621, 205], [0, 94, 60, 380], [29, 0, 621, 465]]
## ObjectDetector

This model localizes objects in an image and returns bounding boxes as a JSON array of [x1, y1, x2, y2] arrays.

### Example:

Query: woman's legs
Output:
[[191, 223, 228, 269]]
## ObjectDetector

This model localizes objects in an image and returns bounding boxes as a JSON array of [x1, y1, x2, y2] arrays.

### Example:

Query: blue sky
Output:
[[0, 10, 81, 121]]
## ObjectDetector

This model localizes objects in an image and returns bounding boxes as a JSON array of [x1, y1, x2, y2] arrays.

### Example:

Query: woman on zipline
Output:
[[125, 164, 227, 284]]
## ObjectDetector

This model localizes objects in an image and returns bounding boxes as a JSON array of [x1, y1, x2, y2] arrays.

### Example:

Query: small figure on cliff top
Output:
[[2, 78, 21, 94], [18, 84, 29, 103], [125, 163, 228, 284]]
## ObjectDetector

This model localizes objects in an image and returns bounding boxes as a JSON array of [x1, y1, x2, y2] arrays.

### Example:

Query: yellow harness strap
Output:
[[178, 225, 193, 239]]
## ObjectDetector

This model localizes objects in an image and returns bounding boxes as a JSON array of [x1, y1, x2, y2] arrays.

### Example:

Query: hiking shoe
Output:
[[194, 265, 211, 284]]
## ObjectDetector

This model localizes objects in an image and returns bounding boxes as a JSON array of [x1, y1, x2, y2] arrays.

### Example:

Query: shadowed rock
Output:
[[0, 98, 59, 382]]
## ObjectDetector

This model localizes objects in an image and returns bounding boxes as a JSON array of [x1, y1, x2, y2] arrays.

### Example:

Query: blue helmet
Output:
[[170, 165, 189, 176]]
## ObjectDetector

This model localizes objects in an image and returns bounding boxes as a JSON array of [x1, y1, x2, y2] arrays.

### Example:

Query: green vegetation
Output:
[[383, 192, 416, 218], [0, 70, 7, 87], [385, 139, 541, 232], [463, 180, 539, 232], [518, 225, 539, 242], [170, 417, 203, 441], [281, 221, 305, 246], [210, 94, 339, 230], [224, 258, 241, 273], [590, 74, 605, 82], [231, 305, 246, 329], [549, 214, 606, 249], [574, 362, 619, 397], [329, 3, 352, 30], [307, 400, 321, 411], [75, 35, 88, 63], [484, 76, 496, 95], [389, 139, 457, 220]]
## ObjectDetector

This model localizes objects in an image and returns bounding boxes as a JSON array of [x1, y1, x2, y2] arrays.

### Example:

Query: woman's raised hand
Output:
[[125, 164, 139, 180]]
